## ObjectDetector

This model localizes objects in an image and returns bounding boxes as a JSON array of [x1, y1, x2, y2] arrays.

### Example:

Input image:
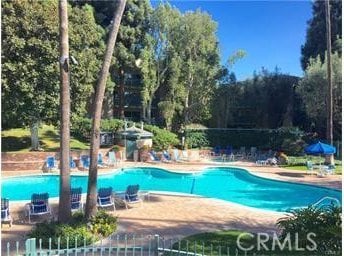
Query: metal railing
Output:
[[3, 234, 243, 256]]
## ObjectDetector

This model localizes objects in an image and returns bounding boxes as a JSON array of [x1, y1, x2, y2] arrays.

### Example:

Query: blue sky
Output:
[[152, 0, 313, 81]]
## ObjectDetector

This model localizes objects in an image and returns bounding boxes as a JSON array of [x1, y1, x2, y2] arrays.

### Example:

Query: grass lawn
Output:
[[2, 125, 89, 152], [169, 230, 332, 255]]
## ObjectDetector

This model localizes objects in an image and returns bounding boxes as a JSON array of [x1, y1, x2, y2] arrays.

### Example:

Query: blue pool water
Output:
[[1, 167, 341, 212]]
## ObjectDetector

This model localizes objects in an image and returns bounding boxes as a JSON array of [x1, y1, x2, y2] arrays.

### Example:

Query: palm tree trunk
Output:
[[119, 69, 125, 119], [58, 0, 71, 223], [325, 0, 334, 165], [29, 120, 40, 151], [85, 0, 126, 220]]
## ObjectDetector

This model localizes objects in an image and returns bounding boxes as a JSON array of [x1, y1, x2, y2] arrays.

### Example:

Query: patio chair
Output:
[[70, 157, 76, 169], [81, 155, 90, 170], [1, 198, 13, 227], [149, 151, 161, 162], [26, 193, 51, 223], [98, 153, 107, 167], [162, 150, 172, 162], [124, 184, 142, 209], [212, 146, 221, 156], [97, 187, 115, 212], [181, 150, 189, 161], [108, 151, 118, 166], [46, 156, 58, 171], [71, 187, 83, 212], [224, 145, 234, 161], [306, 161, 315, 175]]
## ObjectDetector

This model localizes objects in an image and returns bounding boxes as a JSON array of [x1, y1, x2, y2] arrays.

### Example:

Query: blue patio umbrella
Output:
[[305, 141, 336, 155]]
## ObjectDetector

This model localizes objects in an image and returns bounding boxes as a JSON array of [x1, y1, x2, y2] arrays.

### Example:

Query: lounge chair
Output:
[[224, 146, 234, 161], [26, 193, 51, 223], [98, 153, 107, 167], [212, 146, 221, 156], [149, 151, 161, 162], [162, 150, 172, 161], [306, 161, 315, 175], [1, 198, 13, 227], [108, 151, 118, 166], [70, 157, 76, 169], [71, 187, 83, 212], [46, 156, 57, 171], [124, 184, 142, 209], [80, 155, 90, 170], [97, 187, 115, 212], [181, 150, 189, 161]]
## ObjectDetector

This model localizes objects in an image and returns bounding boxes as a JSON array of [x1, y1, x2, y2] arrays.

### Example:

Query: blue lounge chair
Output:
[[80, 155, 90, 170], [124, 185, 142, 209], [97, 187, 115, 212], [212, 146, 221, 156], [98, 153, 107, 167], [162, 150, 172, 162], [149, 151, 160, 162], [70, 157, 76, 169], [46, 156, 57, 171], [71, 187, 83, 212], [1, 198, 12, 227], [26, 193, 51, 223]]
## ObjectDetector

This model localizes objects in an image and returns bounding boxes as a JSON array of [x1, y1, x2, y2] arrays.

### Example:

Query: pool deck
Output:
[[1, 160, 342, 251]]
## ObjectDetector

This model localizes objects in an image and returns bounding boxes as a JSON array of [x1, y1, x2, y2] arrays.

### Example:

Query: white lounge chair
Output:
[[26, 193, 52, 223], [1, 198, 13, 227], [97, 187, 115, 212]]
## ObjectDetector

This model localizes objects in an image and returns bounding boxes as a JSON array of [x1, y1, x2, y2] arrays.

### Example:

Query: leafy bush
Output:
[[185, 127, 305, 154], [277, 205, 342, 254], [89, 210, 117, 237], [71, 118, 125, 140], [28, 211, 117, 249], [144, 125, 179, 150], [185, 132, 210, 148]]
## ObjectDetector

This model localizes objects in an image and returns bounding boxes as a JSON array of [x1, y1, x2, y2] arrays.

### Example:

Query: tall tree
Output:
[[178, 10, 220, 125], [2, 1, 105, 146], [140, 4, 181, 124], [296, 53, 342, 140], [58, 0, 71, 223], [325, 0, 334, 165], [112, 0, 152, 119], [301, 0, 341, 70], [85, 0, 126, 219]]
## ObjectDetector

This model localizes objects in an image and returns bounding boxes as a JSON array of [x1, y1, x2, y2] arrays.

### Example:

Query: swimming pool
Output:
[[1, 167, 341, 212]]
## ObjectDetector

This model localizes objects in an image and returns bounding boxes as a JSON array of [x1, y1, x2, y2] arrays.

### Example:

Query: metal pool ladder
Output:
[[312, 196, 341, 208]]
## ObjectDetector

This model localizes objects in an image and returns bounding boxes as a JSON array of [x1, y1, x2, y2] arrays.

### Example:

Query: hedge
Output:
[[185, 127, 305, 153]]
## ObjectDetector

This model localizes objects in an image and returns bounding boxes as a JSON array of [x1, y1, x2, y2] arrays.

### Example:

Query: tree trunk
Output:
[[325, 0, 334, 165], [142, 104, 146, 121], [58, 0, 71, 223], [184, 93, 189, 124], [85, 0, 126, 220], [119, 69, 125, 119], [147, 99, 152, 124], [29, 120, 40, 151]]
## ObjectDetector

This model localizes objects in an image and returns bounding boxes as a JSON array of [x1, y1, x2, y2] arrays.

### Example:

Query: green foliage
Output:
[[28, 211, 117, 248], [185, 127, 304, 152], [185, 132, 210, 149], [89, 210, 117, 237], [71, 118, 124, 140], [277, 205, 342, 254], [296, 53, 342, 139], [1, 1, 105, 129], [301, 0, 342, 70], [211, 69, 300, 130], [144, 125, 179, 150]]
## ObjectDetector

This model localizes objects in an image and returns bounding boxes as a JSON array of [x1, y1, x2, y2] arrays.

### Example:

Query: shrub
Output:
[[277, 205, 342, 254], [28, 211, 117, 248], [185, 132, 210, 148], [89, 210, 117, 237], [71, 118, 125, 140], [144, 125, 179, 150]]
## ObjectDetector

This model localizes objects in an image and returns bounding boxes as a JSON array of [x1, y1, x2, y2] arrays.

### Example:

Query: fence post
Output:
[[25, 238, 37, 256], [154, 234, 160, 256]]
